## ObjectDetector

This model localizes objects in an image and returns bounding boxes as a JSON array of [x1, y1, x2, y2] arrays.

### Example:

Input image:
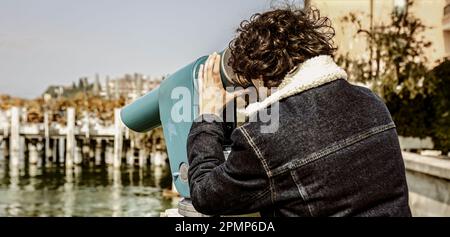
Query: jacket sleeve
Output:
[[187, 114, 272, 216]]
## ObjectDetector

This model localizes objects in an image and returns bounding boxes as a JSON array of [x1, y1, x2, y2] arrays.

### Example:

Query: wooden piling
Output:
[[28, 140, 39, 165], [10, 107, 20, 167], [36, 138, 44, 167], [95, 138, 102, 165], [153, 166, 162, 188], [58, 137, 65, 164], [29, 164, 38, 177], [113, 109, 123, 168], [138, 149, 147, 167], [52, 138, 58, 163], [74, 145, 83, 165], [44, 111, 51, 165], [20, 136, 26, 167], [127, 141, 135, 166], [66, 108, 75, 168], [105, 142, 113, 165], [152, 151, 165, 167]]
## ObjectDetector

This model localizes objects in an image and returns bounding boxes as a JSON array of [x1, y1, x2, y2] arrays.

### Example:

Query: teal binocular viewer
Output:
[[120, 49, 238, 197]]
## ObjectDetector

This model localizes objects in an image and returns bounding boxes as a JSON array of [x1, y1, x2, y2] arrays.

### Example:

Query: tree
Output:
[[337, 0, 436, 140], [338, 0, 433, 100], [429, 60, 450, 154]]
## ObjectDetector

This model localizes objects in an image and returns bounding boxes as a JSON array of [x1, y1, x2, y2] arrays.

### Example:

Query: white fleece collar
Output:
[[241, 55, 348, 117]]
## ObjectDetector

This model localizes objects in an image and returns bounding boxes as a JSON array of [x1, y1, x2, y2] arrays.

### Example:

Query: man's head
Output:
[[228, 8, 336, 88]]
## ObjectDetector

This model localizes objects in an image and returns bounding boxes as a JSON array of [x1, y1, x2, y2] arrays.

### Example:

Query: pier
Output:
[[0, 106, 167, 169]]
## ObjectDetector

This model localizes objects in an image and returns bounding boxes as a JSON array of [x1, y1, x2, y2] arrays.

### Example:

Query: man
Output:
[[187, 7, 411, 217]]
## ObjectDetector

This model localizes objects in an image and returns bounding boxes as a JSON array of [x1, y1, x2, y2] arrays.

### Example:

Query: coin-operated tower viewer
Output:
[[120, 49, 238, 216]]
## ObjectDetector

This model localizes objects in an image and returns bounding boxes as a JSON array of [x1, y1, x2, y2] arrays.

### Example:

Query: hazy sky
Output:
[[0, 0, 304, 98]]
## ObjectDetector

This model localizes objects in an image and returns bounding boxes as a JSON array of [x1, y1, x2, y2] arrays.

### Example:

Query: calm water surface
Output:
[[0, 153, 177, 217]]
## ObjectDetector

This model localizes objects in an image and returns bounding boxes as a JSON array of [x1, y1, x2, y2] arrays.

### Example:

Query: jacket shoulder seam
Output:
[[271, 122, 397, 177]]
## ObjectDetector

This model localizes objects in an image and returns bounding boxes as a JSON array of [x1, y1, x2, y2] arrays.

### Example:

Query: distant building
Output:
[[100, 73, 164, 101], [43, 85, 65, 98], [43, 77, 94, 98], [42, 73, 164, 101], [311, 0, 450, 65]]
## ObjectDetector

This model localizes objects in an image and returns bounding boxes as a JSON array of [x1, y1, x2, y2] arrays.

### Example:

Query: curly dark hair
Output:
[[228, 8, 336, 88]]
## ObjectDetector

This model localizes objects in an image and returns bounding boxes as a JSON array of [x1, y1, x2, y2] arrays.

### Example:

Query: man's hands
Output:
[[198, 52, 242, 118]]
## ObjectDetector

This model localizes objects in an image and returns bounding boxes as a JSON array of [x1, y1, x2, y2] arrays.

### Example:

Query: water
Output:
[[0, 153, 178, 217]]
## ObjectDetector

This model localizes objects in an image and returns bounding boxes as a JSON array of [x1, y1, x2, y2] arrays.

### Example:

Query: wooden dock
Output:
[[0, 106, 167, 168]]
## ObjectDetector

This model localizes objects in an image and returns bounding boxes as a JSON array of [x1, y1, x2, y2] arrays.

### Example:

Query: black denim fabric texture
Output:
[[187, 79, 412, 217]]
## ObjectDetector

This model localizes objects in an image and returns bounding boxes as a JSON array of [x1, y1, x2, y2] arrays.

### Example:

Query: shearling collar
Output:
[[241, 55, 348, 117]]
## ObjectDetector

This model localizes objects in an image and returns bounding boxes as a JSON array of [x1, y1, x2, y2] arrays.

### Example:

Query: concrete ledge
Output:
[[409, 191, 450, 217], [403, 151, 450, 180]]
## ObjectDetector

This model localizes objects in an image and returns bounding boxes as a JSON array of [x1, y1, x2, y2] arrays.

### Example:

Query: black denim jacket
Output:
[[187, 78, 411, 217]]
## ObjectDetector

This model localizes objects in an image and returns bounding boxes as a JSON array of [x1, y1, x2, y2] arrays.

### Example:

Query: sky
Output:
[[0, 0, 304, 98]]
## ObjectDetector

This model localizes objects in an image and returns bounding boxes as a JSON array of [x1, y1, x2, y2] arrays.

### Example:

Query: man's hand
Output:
[[198, 52, 241, 118]]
